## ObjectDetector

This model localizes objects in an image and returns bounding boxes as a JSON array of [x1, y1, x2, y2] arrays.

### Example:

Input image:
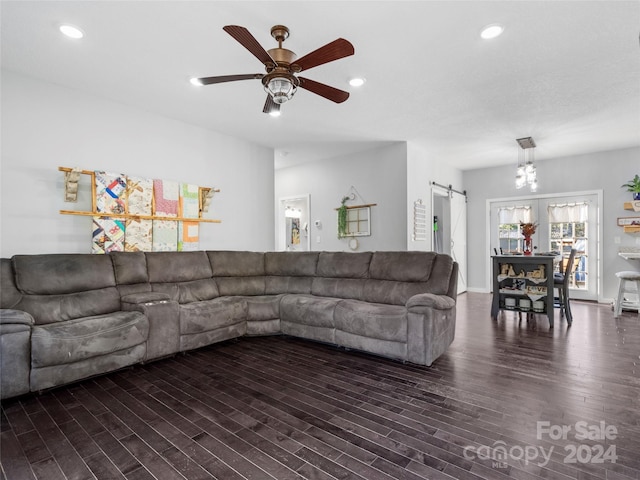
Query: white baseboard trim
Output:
[[464, 287, 490, 294]]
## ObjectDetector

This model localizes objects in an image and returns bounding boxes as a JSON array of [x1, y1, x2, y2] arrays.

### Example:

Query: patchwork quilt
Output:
[[92, 172, 127, 253]]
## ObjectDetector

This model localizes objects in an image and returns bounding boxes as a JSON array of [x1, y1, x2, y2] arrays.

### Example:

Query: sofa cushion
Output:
[[280, 294, 338, 328], [311, 278, 367, 300], [362, 280, 431, 306], [179, 297, 247, 335], [151, 279, 219, 304], [242, 295, 283, 322], [1, 259, 21, 309], [265, 252, 318, 276], [334, 300, 407, 342], [13, 254, 116, 294], [15, 288, 123, 325], [207, 251, 265, 276], [146, 251, 212, 282], [265, 276, 313, 295], [215, 277, 266, 296], [109, 251, 149, 285], [316, 252, 372, 278], [363, 252, 455, 304], [369, 251, 435, 282], [30, 311, 148, 367]]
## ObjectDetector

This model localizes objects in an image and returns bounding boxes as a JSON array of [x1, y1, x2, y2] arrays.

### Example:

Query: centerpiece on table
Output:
[[520, 221, 538, 256]]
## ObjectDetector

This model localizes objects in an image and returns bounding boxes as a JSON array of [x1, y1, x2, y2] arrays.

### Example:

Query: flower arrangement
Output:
[[520, 221, 537, 237]]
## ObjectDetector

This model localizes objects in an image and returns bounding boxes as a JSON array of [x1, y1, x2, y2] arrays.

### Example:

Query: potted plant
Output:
[[337, 196, 349, 239], [622, 174, 640, 200]]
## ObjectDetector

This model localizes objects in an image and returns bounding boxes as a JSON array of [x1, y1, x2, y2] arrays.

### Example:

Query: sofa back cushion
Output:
[[264, 252, 318, 294], [1, 258, 21, 309], [146, 251, 218, 303], [316, 252, 371, 278], [363, 252, 455, 305], [146, 251, 211, 282], [11, 254, 121, 324], [264, 252, 318, 276], [109, 251, 149, 285], [208, 251, 265, 276], [208, 251, 266, 296], [109, 251, 152, 296], [311, 252, 371, 300]]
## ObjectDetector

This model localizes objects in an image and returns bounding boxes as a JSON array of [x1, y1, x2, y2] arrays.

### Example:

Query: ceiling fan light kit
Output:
[[196, 24, 354, 113]]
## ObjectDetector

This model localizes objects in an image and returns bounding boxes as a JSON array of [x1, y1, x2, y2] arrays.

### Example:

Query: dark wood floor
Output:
[[2, 292, 639, 480]]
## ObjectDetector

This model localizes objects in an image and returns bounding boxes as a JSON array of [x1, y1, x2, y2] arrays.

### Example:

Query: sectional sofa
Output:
[[0, 250, 458, 400]]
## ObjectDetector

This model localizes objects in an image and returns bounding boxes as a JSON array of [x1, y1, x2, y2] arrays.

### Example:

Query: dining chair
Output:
[[554, 248, 577, 325]]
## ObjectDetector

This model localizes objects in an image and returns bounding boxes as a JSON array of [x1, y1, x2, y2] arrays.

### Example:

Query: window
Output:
[[497, 205, 532, 253], [548, 203, 588, 290]]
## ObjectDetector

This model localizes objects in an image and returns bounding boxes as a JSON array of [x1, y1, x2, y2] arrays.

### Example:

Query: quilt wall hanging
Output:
[[59, 166, 220, 253]]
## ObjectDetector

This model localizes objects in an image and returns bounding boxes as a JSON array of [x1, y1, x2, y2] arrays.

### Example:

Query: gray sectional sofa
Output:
[[0, 250, 458, 400]]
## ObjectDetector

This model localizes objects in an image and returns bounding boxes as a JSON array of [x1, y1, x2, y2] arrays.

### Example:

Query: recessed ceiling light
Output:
[[480, 24, 504, 40], [269, 110, 281, 118], [59, 24, 84, 39], [189, 77, 204, 86], [349, 77, 366, 87]]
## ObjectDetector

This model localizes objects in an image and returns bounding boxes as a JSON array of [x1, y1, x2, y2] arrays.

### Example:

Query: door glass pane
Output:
[[548, 202, 589, 290], [498, 223, 522, 253]]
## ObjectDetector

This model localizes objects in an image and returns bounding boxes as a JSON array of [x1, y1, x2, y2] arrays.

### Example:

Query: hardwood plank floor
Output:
[[2, 292, 639, 480]]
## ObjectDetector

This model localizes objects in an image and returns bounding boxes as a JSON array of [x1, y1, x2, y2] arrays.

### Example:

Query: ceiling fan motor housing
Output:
[[264, 39, 299, 104]]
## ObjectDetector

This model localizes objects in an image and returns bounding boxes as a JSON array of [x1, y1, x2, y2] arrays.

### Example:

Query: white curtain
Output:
[[547, 202, 588, 223], [498, 205, 532, 224]]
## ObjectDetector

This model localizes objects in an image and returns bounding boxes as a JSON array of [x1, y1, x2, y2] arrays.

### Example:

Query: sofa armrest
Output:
[[406, 293, 455, 311], [1, 309, 33, 400], [121, 292, 171, 306], [121, 293, 179, 361], [0, 308, 35, 326], [405, 294, 456, 367]]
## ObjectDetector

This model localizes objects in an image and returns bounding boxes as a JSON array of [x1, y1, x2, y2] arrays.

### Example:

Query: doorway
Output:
[[488, 191, 601, 301], [278, 195, 311, 251], [431, 185, 467, 294]]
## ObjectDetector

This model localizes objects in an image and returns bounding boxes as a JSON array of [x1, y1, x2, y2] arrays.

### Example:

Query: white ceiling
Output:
[[2, 1, 639, 170]]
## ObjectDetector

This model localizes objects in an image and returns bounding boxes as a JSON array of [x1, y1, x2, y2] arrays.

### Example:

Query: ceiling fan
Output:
[[196, 25, 355, 114]]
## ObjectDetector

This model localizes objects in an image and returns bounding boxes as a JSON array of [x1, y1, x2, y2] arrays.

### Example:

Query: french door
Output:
[[489, 192, 600, 301]]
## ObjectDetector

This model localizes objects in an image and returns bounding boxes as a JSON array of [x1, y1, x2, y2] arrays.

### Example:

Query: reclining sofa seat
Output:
[[0, 254, 149, 395]]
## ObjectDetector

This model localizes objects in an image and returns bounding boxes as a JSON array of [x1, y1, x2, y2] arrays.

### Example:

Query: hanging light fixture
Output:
[[261, 26, 299, 105], [515, 137, 537, 192], [263, 71, 298, 104]]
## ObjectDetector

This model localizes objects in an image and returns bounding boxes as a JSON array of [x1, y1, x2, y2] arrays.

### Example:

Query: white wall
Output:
[[275, 143, 407, 251], [0, 71, 274, 256], [406, 142, 464, 251], [463, 146, 639, 300]]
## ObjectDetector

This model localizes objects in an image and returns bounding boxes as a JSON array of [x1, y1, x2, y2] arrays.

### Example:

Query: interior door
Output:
[[450, 192, 467, 294], [432, 185, 467, 294]]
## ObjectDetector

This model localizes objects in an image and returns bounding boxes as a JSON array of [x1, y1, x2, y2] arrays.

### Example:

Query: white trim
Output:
[[277, 194, 311, 252]]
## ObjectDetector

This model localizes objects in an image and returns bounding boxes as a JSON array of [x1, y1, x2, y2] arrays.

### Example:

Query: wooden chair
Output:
[[554, 248, 577, 325]]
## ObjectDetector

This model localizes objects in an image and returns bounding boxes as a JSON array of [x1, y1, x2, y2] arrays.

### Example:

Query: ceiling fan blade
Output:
[[263, 95, 280, 114], [197, 74, 263, 85], [293, 38, 354, 72], [298, 77, 350, 103], [223, 25, 275, 66]]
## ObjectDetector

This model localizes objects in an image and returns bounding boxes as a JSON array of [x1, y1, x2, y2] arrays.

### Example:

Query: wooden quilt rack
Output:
[[58, 166, 221, 223]]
